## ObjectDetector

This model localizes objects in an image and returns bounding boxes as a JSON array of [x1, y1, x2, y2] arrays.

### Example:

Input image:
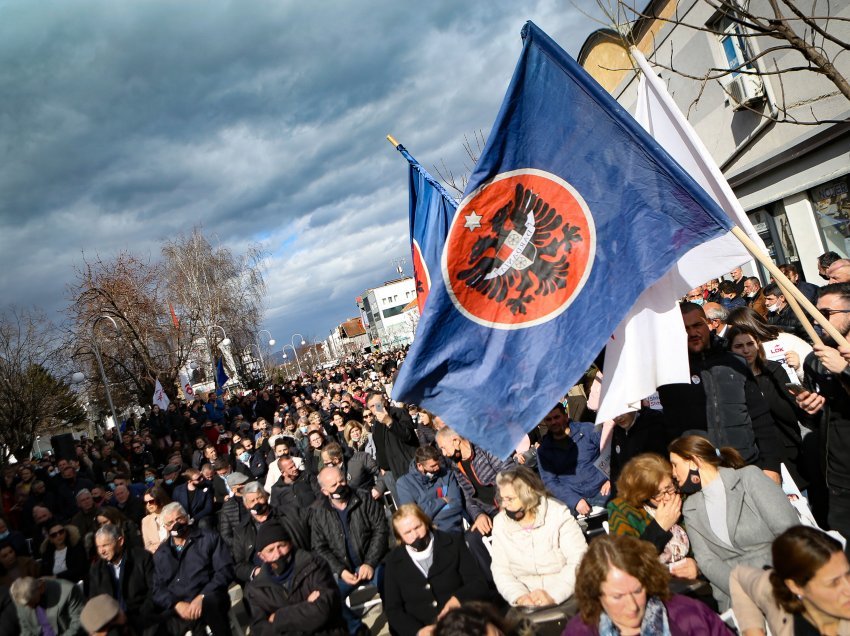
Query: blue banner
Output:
[[392, 22, 734, 458], [216, 357, 229, 395]]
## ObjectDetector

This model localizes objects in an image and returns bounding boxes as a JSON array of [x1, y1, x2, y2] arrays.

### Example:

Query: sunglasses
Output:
[[144, 499, 155, 504], [818, 308, 850, 318], [49, 529, 66, 538]]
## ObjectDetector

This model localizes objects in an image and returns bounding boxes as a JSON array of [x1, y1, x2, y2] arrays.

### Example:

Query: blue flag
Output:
[[216, 357, 229, 395], [394, 143, 457, 314], [392, 21, 735, 458]]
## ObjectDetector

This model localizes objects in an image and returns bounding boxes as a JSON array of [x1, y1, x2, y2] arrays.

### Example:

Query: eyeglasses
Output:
[[651, 485, 677, 500], [818, 308, 850, 318], [144, 499, 155, 504], [49, 529, 66, 538]]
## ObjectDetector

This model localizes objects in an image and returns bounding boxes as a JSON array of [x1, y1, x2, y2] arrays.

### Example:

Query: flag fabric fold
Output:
[[395, 144, 457, 314], [152, 378, 170, 410], [215, 357, 229, 395], [595, 48, 767, 423], [392, 21, 738, 458]]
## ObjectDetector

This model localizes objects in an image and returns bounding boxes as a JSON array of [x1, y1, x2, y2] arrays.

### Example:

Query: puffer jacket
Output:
[[490, 496, 586, 606], [218, 495, 246, 549], [310, 491, 388, 577], [343, 451, 384, 494], [231, 508, 311, 584], [245, 549, 346, 636]]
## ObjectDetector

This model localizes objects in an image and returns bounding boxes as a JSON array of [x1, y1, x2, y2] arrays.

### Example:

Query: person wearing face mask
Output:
[[245, 521, 346, 636], [152, 502, 235, 636], [321, 442, 383, 501], [270, 457, 321, 513], [743, 276, 769, 318], [231, 481, 309, 586], [397, 446, 466, 534], [491, 466, 586, 609], [668, 435, 799, 611], [764, 283, 810, 342], [171, 468, 214, 530], [364, 391, 419, 500], [686, 287, 706, 306], [232, 439, 267, 480], [730, 525, 850, 636], [385, 504, 492, 636], [311, 466, 388, 636]]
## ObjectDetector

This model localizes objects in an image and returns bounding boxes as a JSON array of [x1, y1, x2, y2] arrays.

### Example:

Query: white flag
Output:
[[178, 368, 195, 401], [153, 378, 170, 410], [596, 48, 767, 423]]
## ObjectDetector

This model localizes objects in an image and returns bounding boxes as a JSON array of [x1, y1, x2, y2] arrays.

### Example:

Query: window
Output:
[[719, 21, 753, 76], [811, 176, 850, 258]]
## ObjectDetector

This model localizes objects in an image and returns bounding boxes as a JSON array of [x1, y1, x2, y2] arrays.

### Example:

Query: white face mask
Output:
[[767, 303, 779, 313]]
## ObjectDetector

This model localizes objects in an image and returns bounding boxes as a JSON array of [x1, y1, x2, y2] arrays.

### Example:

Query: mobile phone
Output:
[[785, 383, 806, 395]]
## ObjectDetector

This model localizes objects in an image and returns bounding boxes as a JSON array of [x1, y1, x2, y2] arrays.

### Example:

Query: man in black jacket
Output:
[[658, 302, 783, 482], [609, 406, 668, 488], [90, 523, 160, 634], [365, 391, 418, 500], [796, 282, 850, 541], [245, 521, 345, 636], [270, 457, 320, 512], [311, 466, 388, 636], [152, 502, 235, 636]]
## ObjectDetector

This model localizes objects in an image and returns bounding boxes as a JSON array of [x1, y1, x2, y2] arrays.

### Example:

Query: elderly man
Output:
[[231, 481, 309, 585], [152, 502, 235, 636], [10, 576, 83, 635], [311, 466, 388, 636], [70, 489, 101, 539], [89, 523, 159, 633], [743, 276, 768, 317], [270, 456, 321, 513], [109, 483, 145, 527], [218, 470, 249, 549], [245, 521, 345, 636]]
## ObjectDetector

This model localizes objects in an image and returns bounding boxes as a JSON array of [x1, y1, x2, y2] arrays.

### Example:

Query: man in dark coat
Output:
[[245, 521, 345, 636], [89, 523, 160, 634], [270, 457, 320, 512], [152, 502, 235, 636], [608, 406, 668, 489], [311, 466, 388, 636], [364, 391, 418, 499]]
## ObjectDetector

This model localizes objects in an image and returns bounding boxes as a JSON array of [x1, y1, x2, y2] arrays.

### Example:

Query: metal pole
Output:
[[291, 334, 305, 376], [282, 344, 303, 376], [91, 315, 120, 437]]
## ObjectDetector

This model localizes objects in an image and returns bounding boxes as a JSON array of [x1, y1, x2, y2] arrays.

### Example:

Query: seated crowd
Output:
[[1, 266, 850, 636]]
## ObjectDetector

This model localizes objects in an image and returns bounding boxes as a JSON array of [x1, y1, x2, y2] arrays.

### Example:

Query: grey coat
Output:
[[16, 578, 84, 635], [682, 466, 798, 611]]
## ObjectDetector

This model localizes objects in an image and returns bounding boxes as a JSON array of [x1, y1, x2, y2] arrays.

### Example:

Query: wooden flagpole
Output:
[[387, 134, 400, 148], [731, 226, 847, 347]]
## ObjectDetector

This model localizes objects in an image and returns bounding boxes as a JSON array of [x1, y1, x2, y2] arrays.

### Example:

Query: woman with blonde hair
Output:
[[564, 534, 732, 635], [384, 503, 490, 636], [343, 420, 377, 459], [607, 454, 698, 580], [669, 435, 799, 610], [490, 466, 586, 608]]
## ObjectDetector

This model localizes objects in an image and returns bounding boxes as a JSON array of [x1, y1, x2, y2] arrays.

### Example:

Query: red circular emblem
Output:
[[442, 169, 595, 329], [411, 239, 430, 314]]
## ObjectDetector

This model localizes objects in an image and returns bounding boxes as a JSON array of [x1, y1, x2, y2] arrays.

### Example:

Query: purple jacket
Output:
[[563, 595, 733, 636]]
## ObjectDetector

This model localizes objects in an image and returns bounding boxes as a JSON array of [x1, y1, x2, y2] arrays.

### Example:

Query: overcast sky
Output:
[[0, 0, 608, 349]]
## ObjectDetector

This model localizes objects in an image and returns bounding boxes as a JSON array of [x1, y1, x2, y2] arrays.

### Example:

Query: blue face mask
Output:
[[145, 476, 155, 484], [691, 298, 704, 306], [165, 479, 174, 485], [0, 531, 10, 540], [239, 451, 251, 463], [299, 426, 308, 434]]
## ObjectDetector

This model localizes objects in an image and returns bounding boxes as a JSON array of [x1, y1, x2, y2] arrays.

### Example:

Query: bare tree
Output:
[[594, 0, 850, 124], [433, 129, 487, 197], [0, 308, 86, 459]]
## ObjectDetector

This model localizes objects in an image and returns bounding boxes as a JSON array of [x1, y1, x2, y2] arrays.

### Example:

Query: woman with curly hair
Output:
[[564, 534, 732, 635], [730, 526, 850, 635], [606, 454, 698, 580]]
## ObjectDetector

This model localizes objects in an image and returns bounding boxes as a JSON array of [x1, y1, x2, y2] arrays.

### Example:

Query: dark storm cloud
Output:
[[0, 0, 603, 339]]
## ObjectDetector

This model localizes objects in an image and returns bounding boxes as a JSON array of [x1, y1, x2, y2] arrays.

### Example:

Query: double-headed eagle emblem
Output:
[[457, 183, 583, 315]]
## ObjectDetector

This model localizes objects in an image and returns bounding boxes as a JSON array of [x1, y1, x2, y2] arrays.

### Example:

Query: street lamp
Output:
[[254, 329, 275, 372], [91, 315, 121, 435], [282, 344, 303, 376]]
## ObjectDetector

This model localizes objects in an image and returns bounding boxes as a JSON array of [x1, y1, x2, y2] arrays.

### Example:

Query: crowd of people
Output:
[[0, 254, 849, 636]]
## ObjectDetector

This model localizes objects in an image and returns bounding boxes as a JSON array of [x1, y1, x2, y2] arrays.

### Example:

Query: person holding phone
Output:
[[727, 325, 811, 491]]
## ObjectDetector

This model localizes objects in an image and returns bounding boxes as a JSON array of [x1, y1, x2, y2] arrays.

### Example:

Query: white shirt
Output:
[[52, 546, 68, 575]]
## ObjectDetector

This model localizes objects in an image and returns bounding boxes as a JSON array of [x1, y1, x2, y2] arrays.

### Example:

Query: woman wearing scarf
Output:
[[607, 454, 697, 580], [564, 534, 732, 635]]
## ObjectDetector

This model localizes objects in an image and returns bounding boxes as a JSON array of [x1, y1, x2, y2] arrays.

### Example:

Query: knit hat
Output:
[[255, 521, 291, 552], [225, 472, 250, 488], [162, 463, 181, 477], [81, 594, 120, 632]]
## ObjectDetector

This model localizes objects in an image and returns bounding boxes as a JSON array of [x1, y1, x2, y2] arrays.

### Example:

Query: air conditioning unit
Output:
[[727, 73, 765, 110]]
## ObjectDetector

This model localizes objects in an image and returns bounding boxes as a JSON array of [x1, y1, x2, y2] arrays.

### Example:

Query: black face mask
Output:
[[271, 550, 295, 573], [330, 485, 350, 501], [505, 508, 526, 521], [409, 534, 431, 552], [250, 503, 270, 517], [678, 468, 702, 495], [451, 449, 462, 462], [170, 521, 190, 538]]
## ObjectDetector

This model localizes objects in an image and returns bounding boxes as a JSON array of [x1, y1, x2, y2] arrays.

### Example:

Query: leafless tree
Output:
[[0, 308, 86, 460], [594, 0, 850, 124], [433, 129, 487, 197]]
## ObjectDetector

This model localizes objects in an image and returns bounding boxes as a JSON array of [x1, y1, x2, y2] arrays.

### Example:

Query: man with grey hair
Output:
[[311, 466, 388, 635], [152, 502, 234, 635], [70, 488, 100, 539], [702, 301, 730, 339], [89, 523, 159, 633], [10, 576, 83, 634], [827, 258, 850, 283]]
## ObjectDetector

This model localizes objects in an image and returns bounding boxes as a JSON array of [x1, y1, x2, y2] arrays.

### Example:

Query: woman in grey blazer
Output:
[[669, 435, 799, 611]]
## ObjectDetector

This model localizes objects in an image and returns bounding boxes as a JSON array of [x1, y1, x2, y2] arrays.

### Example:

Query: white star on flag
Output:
[[464, 211, 482, 231]]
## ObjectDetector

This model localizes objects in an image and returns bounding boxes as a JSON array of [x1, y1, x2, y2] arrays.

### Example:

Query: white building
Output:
[[357, 277, 418, 349], [579, 1, 850, 283], [326, 317, 371, 360]]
